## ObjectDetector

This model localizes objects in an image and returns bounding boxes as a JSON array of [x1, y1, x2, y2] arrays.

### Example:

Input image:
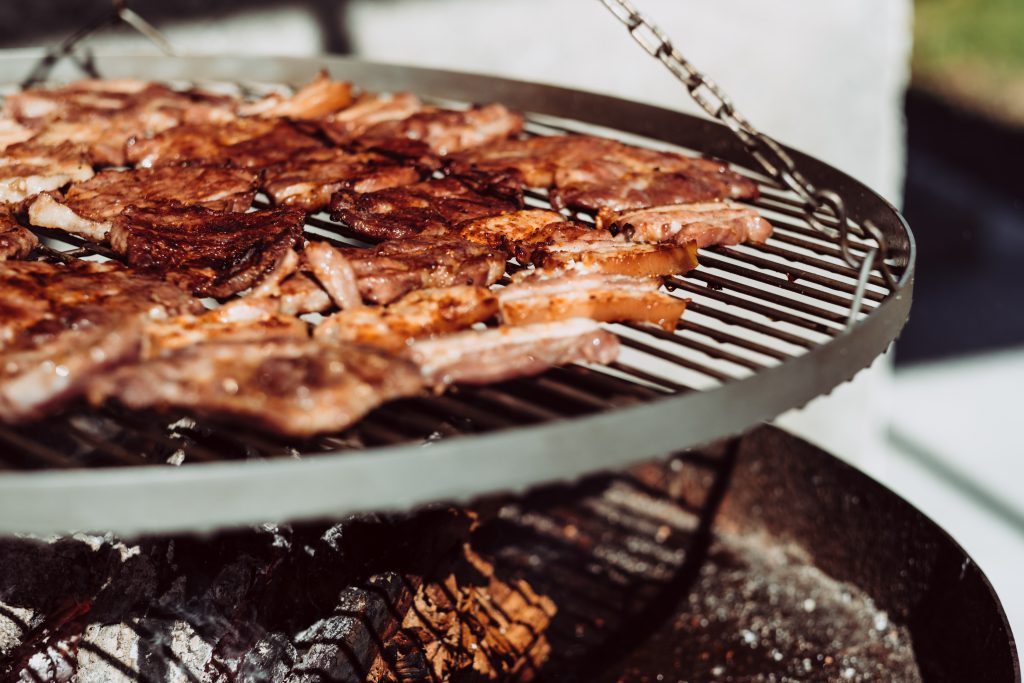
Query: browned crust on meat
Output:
[[261, 148, 422, 212], [0, 205, 37, 260], [330, 176, 523, 241], [339, 236, 509, 304], [110, 205, 306, 297], [126, 119, 323, 169], [531, 240, 699, 277]]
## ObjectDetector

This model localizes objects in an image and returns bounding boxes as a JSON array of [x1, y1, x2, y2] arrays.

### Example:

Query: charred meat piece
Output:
[[405, 318, 620, 388], [319, 92, 423, 145], [126, 118, 324, 169], [262, 148, 422, 212], [355, 104, 524, 158], [500, 270, 687, 331], [0, 260, 202, 422], [0, 206, 37, 261], [87, 338, 425, 437], [596, 201, 773, 248], [0, 141, 93, 203], [109, 206, 306, 297], [454, 209, 589, 259], [28, 166, 258, 241], [344, 236, 508, 304], [531, 238, 699, 277], [237, 72, 353, 120], [315, 286, 498, 351], [331, 176, 522, 241]]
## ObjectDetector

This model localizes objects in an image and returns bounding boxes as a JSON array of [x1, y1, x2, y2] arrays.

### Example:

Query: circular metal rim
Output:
[[0, 54, 915, 536]]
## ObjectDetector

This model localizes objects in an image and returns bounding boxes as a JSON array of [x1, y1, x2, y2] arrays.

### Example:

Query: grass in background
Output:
[[913, 0, 1024, 125]]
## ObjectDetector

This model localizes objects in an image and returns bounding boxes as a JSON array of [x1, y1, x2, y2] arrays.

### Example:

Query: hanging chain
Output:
[[599, 0, 899, 323], [20, 0, 174, 89]]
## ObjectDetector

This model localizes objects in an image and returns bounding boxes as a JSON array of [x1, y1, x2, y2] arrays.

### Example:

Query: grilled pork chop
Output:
[[595, 201, 773, 248], [28, 166, 258, 241], [331, 175, 523, 241], [319, 92, 423, 145], [0, 260, 202, 422], [405, 318, 620, 388], [315, 286, 498, 351], [261, 148, 422, 212], [0, 141, 93, 203], [355, 104, 524, 158], [88, 338, 425, 437], [109, 206, 306, 297], [0, 206, 37, 261], [499, 270, 687, 331], [126, 118, 323, 169]]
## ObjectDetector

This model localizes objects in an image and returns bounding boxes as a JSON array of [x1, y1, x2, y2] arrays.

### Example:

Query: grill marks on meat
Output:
[[262, 148, 422, 211], [596, 201, 773, 248], [126, 118, 324, 169], [109, 206, 306, 297], [315, 286, 498, 351], [355, 104, 524, 159], [405, 318, 620, 388], [331, 176, 523, 241], [451, 134, 757, 211], [0, 206, 37, 261], [87, 339, 425, 437], [28, 166, 258, 241], [0, 141, 94, 203], [500, 270, 687, 331], [0, 260, 202, 422]]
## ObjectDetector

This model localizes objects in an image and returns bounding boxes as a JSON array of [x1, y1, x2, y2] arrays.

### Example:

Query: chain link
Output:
[[599, 0, 899, 299]]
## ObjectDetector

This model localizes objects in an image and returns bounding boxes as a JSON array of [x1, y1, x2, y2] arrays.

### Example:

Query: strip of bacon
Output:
[[499, 270, 687, 331], [595, 201, 773, 248], [404, 318, 620, 388], [315, 286, 498, 351], [530, 238, 699, 277]]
